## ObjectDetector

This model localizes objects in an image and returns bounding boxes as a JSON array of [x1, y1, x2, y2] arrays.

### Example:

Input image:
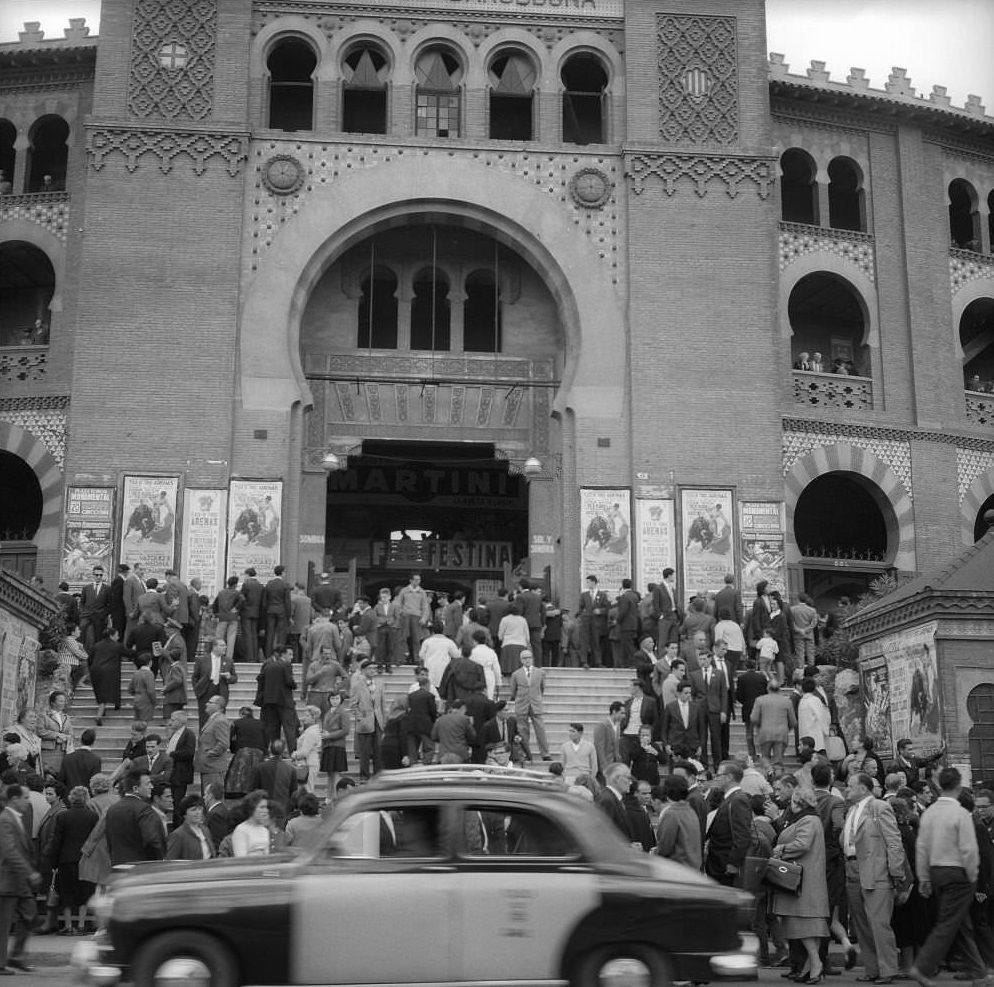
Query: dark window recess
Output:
[[268, 40, 317, 132], [357, 270, 399, 349], [828, 158, 864, 232], [489, 52, 535, 141], [780, 149, 818, 225], [410, 273, 451, 351], [0, 119, 15, 190], [949, 179, 979, 249], [561, 54, 607, 145], [463, 270, 501, 352], [27, 115, 69, 192], [343, 46, 388, 135]]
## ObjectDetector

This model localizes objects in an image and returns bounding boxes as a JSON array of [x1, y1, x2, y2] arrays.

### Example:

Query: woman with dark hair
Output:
[[58, 624, 91, 692], [38, 690, 75, 776], [231, 790, 273, 857], [380, 696, 410, 771], [890, 796, 929, 969], [768, 591, 796, 682], [225, 707, 267, 798], [746, 580, 774, 656], [48, 785, 98, 934], [285, 792, 323, 848], [89, 628, 135, 723], [320, 691, 350, 803], [497, 601, 529, 676], [167, 794, 215, 860]]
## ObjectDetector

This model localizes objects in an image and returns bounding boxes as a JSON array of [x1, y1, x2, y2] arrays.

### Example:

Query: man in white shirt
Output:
[[419, 621, 460, 691]]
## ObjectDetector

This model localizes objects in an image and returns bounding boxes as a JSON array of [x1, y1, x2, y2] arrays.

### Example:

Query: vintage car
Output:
[[73, 765, 758, 987]]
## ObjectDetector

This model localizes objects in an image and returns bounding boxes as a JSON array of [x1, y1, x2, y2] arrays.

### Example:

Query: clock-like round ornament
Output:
[[262, 154, 305, 196]]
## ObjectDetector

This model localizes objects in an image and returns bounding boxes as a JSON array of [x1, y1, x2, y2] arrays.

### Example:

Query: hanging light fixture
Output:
[[522, 456, 543, 477], [322, 451, 346, 472]]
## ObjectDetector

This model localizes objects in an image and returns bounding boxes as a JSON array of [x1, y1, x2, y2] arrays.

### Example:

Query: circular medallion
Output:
[[569, 168, 612, 210], [262, 154, 305, 196]]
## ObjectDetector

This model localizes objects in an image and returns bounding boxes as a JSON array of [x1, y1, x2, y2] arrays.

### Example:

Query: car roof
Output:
[[362, 763, 566, 794]]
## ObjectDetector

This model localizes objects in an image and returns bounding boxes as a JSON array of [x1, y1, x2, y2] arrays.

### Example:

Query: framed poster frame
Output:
[[634, 498, 676, 594], [226, 478, 284, 581], [579, 487, 632, 591], [678, 486, 737, 607], [119, 475, 180, 582]]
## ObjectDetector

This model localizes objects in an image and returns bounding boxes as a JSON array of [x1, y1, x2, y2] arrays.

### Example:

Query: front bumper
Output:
[[71, 933, 123, 987], [709, 934, 760, 979]]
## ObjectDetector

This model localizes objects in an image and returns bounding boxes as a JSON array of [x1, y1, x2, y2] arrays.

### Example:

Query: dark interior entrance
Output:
[[325, 440, 528, 600]]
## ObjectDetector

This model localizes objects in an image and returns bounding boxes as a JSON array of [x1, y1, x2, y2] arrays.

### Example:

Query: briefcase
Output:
[[765, 858, 803, 893], [741, 855, 769, 894]]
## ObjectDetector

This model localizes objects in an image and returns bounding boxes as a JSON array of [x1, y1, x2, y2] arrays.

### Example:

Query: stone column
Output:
[[816, 170, 830, 228], [449, 287, 467, 352], [13, 131, 29, 193]]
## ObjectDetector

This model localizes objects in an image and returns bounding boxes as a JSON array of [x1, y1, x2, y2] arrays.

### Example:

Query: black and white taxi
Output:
[[74, 765, 758, 987]]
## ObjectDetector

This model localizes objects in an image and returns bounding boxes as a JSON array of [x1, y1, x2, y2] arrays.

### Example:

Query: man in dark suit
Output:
[[405, 669, 438, 764], [255, 648, 297, 752], [108, 564, 129, 638], [192, 637, 238, 727], [430, 702, 476, 764], [712, 639, 736, 762], [620, 680, 657, 763], [486, 589, 511, 645], [463, 695, 502, 764], [689, 651, 728, 771], [249, 740, 298, 813], [595, 762, 634, 842], [736, 659, 770, 760], [578, 575, 610, 668], [714, 574, 742, 626], [0, 784, 41, 974], [240, 567, 264, 662], [674, 759, 709, 855], [705, 761, 753, 886], [440, 651, 486, 703], [203, 782, 233, 846], [660, 682, 706, 761], [517, 579, 546, 665], [263, 565, 292, 657], [593, 702, 624, 784], [57, 729, 101, 790], [480, 703, 530, 765], [616, 579, 641, 667], [164, 710, 197, 823], [79, 565, 112, 652], [104, 769, 166, 866], [652, 568, 682, 650], [122, 563, 147, 647], [132, 733, 173, 785]]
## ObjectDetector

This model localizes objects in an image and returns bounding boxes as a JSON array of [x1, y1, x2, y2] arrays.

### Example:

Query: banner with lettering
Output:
[[226, 479, 283, 581], [739, 501, 787, 598], [180, 489, 228, 599], [634, 499, 676, 594], [61, 486, 115, 591], [679, 487, 735, 607], [579, 488, 632, 591], [119, 476, 179, 582]]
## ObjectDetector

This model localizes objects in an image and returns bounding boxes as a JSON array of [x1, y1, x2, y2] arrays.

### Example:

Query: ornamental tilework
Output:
[[782, 427, 912, 499], [957, 446, 994, 500], [779, 223, 876, 284], [250, 143, 623, 284], [627, 152, 775, 199], [0, 193, 69, 241], [128, 0, 217, 121], [950, 249, 994, 295], [0, 397, 69, 470], [657, 14, 738, 145], [87, 127, 247, 177]]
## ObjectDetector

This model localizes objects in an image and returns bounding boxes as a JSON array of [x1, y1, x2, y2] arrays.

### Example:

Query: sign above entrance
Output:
[[357, 0, 622, 19], [372, 539, 514, 572]]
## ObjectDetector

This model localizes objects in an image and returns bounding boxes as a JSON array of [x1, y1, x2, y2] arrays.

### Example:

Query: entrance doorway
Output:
[[325, 440, 528, 602], [0, 450, 43, 577]]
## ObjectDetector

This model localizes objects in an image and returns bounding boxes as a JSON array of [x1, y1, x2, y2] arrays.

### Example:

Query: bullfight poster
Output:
[[579, 488, 632, 591], [861, 621, 942, 759], [635, 499, 675, 594], [119, 475, 179, 582], [180, 488, 228, 599], [860, 653, 894, 760], [739, 501, 787, 598], [61, 487, 115, 591], [227, 479, 283, 581], [680, 487, 735, 606]]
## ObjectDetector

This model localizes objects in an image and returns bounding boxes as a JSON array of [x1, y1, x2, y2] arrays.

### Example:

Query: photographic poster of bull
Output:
[[860, 653, 894, 760], [579, 488, 632, 590], [227, 479, 283, 580], [860, 621, 943, 759], [679, 488, 735, 607], [635, 499, 676, 594], [180, 489, 228, 599], [119, 476, 179, 582], [739, 502, 787, 599], [61, 487, 115, 591]]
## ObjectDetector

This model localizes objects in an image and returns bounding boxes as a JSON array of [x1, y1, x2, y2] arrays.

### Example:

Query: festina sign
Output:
[[372, 540, 515, 571]]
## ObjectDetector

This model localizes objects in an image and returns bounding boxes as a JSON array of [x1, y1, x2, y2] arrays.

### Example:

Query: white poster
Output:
[[180, 489, 228, 599], [119, 475, 179, 582], [680, 487, 735, 607], [879, 621, 943, 759], [740, 501, 787, 598], [226, 479, 283, 581], [579, 488, 632, 591], [635, 499, 676, 594]]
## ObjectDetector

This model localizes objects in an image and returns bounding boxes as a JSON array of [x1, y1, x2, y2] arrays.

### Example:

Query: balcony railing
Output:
[[0, 345, 48, 383], [966, 388, 994, 426], [793, 369, 873, 410]]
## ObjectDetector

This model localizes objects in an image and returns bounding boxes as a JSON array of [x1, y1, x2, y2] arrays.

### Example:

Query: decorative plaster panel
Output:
[[87, 127, 248, 176], [627, 152, 775, 199], [950, 248, 994, 295], [958, 446, 994, 500], [0, 395, 69, 470], [0, 192, 70, 242], [779, 222, 876, 283]]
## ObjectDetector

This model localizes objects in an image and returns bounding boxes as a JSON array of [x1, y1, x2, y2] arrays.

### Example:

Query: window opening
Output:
[[489, 52, 536, 141], [410, 233, 450, 351], [343, 45, 388, 135], [561, 54, 607, 145], [27, 115, 69, 192], [949, 179, 979, 250], [356, 261, 398, 349], [415, 48, 462, 138], [961, 297, 994, 393], [0, 120, 15, 193], [827, 157, 864, 232], [268, 40, 317, 131], [0, 240, 55, 347], [464, 268, 502, 353], [780, 149, 818, 225]]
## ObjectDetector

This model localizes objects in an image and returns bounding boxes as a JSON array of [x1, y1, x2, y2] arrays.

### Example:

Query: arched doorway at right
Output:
[[0, 449, 44, 577], [968, 684, 994, 790], [974, 493, 994, 542], [793, 470, 896, 611]]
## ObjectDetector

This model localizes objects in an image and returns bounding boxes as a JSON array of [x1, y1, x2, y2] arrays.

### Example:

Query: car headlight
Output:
[[92, 890, 114, 927]]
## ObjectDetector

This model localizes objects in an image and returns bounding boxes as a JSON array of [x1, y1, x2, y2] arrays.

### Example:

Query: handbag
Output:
[[765, 858, 803, 892], [825, 732, 847, 762]]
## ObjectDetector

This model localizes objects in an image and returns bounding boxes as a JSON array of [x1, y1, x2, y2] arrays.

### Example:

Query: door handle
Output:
[[418, 865, 456, 873]]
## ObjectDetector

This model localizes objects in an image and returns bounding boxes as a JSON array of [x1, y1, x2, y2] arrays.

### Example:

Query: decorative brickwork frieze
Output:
[[0, 192, 70, 242], [0, 395, 69, 470], [87, 126, 248, 176], [779, 222, 876, 283], [950, 248, 994, 295], [626, 152, 775, 199]]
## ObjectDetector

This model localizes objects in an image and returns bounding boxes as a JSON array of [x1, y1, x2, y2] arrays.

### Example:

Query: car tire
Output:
[[131, 930, 239, 987], [574, 944, 671, 987]]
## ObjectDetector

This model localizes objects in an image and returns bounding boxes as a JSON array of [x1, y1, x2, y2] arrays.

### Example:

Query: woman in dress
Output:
[[291, 706, 322, 793], [78, 774, 120, 888], [497, 601, 530, 676], [48, 786, 98, 935], [285, 792, 324, 849], [320, 691, 350, 803], [167, 795, 216, 861], [89, 628, 135, 723], [38, 691, 75, 776], [891, 796, 929, 970], [797, 678, 831, 753], [231, 790, 273, 857], [769, 786, 830, 983], [129, 653, 157, 724], [58, 625, 91, 693], [11, 708, 44, 774]]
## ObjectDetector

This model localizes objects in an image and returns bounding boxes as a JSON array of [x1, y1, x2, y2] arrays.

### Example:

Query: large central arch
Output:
[[238, 154, 627, 416]]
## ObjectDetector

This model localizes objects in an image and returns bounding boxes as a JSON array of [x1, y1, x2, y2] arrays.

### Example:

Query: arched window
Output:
[[0, 451, 43, 541], [989, 189, 994, 254], [267, 39, 317, 132], [342, 44, 389, 135], [780, 149, 818, 225], [949, 178, 980, 250], [410, 268, 451, 351], [961, 297, 994, 392], [0, 241, 55, 347], [561, 53, 607, 145], [415, 47, 462, 138], [828, 157, 864, 232], [27, 115, 69, 192], [0, 119, 15, 192], [788, 272, 868, 377], [464, 270, 502, 352], [794, 472, 890, 562], [356, 267, 398, 349], [488, 50, 536, 141], [974, 494, 994, 542]]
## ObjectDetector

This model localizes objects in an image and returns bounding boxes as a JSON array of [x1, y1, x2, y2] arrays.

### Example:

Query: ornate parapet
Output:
[[0, 345, 48, 384], [0, 192, 70, 241], [966, 389, 994, 427], [792, 369, 873, 410], [779, 221, 876, 283], [950, 247, 994, 295], [625, 150, 776, 199]]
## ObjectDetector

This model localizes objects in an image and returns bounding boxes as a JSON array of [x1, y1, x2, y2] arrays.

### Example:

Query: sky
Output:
[[2, 0, 992, 108]]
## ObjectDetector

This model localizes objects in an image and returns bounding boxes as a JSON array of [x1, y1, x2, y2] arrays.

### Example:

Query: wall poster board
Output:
[[180, 488, 228, 599], [739, 501, 787, 599], [679, 487, 735, 607], [119, 475, 179, 582], [634, 498, 676, 594], [61, 487, 115, 590], [226, 479, 283, 581], [579, 488, 632, 591]]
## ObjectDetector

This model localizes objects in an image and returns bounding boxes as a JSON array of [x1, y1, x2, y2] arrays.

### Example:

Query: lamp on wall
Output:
[[522, 456, 544, 478], [321, 451, 347, 472]]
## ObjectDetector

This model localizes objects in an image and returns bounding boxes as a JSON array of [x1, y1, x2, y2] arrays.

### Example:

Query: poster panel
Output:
[[739, 501, 787, 599], [861, 653, 893, 760], [61, 487, 115, 590], [879, 621, 942, 758], [0, 627, 11, 729], [680, 487, 735, 607], [119, 475, 179, 582], [227, 479, 283, 581], [635, 499, 676, 593], [180, 489, 228, 599], [579, 488, 632, 592]]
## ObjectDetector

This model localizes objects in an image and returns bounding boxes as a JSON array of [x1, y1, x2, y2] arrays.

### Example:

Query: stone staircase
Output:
[[68, 664, 764, 779]]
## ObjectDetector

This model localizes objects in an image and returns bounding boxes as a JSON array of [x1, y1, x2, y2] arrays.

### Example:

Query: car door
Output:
[[449, 802, 600, 983], [292, 802, 456, 984]]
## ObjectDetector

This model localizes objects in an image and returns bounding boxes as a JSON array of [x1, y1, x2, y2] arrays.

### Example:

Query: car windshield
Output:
[[326, 805, 445, 859]]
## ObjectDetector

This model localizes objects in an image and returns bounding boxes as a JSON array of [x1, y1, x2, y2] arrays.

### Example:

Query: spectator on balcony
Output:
[[793, 352, 812, 371], [833, 358, 851, 375], [810, 352, 824, 372], [968, 374, 982, 392]]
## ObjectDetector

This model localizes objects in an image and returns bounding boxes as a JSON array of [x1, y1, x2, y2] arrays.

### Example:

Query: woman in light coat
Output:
[[291, 706, 322, 793], [38, 690, 75, 775], [770, 786, 830, 983], [797, 678, 831, 752]]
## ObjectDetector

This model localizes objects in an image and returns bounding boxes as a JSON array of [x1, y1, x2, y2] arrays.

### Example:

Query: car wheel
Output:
[[131, 931, 238, 987], [574, 945, 671, 987]]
